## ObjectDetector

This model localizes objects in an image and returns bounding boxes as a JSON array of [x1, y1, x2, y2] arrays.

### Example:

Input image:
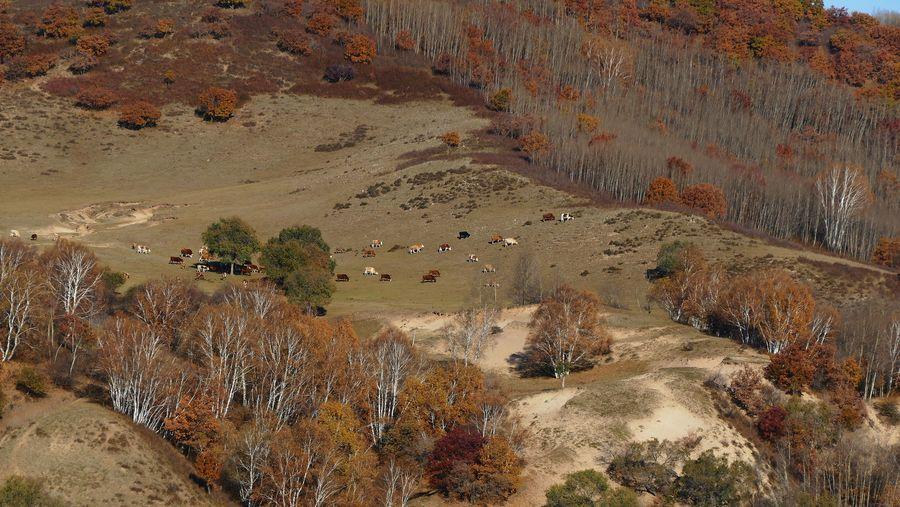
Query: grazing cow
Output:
[[181, 248, 193, 258], [541, 213, 555, 222], [194, 272, 206, 281], [362, 249, 377, 258], [408, 243, 425, 254], [336, 273, 350, 282], [467, 254, 479, 262], [244, 263, 261, 273], [484, 281, 501, 288], [30, 233, 37, 241], [560, 213, 574, 222], [458, 231, 470, 239], [428, 269, 441, 277], [503, 238, 519, 247], [196, 264, 210, 273], [482, 264, 496, 273], [370, 239, 383, 248], [421, 274, 437, 283], [438, 243, 452, 253], [489, 234, 503, 244], [135, 244, 151, 254], [380, 274, 392, 282], [53, 233, 60, 241], [169, 256, 184, 265], [9, 230, 19, 238], [363, 266, 378, 276]]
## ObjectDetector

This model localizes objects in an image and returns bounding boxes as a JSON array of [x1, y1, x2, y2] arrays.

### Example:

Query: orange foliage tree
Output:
[[523, 285, 610, 386], [118, 101, 161, 129], [306, 11, 337, 36], [519, 131, 550, 162], [4, 53, 57, 80], [277, 30, 311, 55], [644, 177, 680, 206], [36, 4, 81, 38], [75, 86, 117, 110], [197, 87, 238, 121], [440, 131, 461, 148], [395, 29, 415, 51], [343, 34, 376, 64], [765, 344, 816, 395], [0, 20, 24, 64], [282, 0, 304, 17], [75, 34, 111, 57], [680, 183, 727, 219], [163, 395, 223, 453], [488, 88, 512, 111], [871, 237, 899, 268], [576, 113, 599, 133]]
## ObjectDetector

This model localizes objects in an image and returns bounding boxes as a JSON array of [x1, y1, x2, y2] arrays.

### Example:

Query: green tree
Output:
[[676, 451, 752, 506], [545, 469, 639, 507], [260, 225, 335, 307], [0, 476, 66, 507], [201, 217, 260, 275], [655, 241, 695, 276]]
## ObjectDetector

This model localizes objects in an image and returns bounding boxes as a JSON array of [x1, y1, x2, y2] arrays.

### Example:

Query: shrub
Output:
[[82, 7, 107, 27], [440, 131, 461, 148], [666, 156, 694, 178], [0, 476, 64, 507], [87, 0, 132, 14], [101, 270, 128, 292], [519, 131, 550, 161], [428, 430, 522, 503], [118, 101, 161, 129], [874, 399, 899, 425], [276, 30, 311, 55], [729, 366, 764, 415], [141, 18, 175, 38], [36, 4, 82, 38], [216, 0, 248, 8], [607, 438, 698, 495], [680, 183, 727, 219], [545, 469, 608, 506], [75, 34, 111, 57], [654, 240, 694, 276], [306, 11, 337, 36], [197, 87, 238, 121], [395, 29, 415, 50], [756, 404, 787, 440], [488, 88, 512, 111], [644, 177, 680, 206], [676, 450, 752, 506], [432, 52, 453, 75], [331, 0, 363, 21], [163, 69, 176, 84], [68, 54, 98, 74], [324, 63, 354, 82], [75, 86, 117, 109], [283, 0, 304, 17], [765, 344, 815, 395], [15, 367, 48, 398], [5, 53, 57, 80], [577, 113, 600, 133], [871, 236, 899, 268], [0, 21, 26, 63], [343, 34, 376, 64]]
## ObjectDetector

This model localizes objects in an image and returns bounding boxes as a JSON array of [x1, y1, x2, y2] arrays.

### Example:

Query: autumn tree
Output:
[[644, 177, 680, 206], [765, 344, 816, 394], [427, 428, 522, 503], [0, 20, 24, 64], [197, 87, 238, 122], [870, 236, 898, 268], [519, 131, 550, 162], [36, 4, 81, 38], [344, 34, 376, 64], [523, 285, 610, 386], [118, 101, 161, 129], [364, 328, 418, 444], [0, 239, 42, 362], [277, 30, 311, 56], [164, 394, 223, 454], [74, 86, 117, 110], [488, 88, 512, 111], [202, 216, 260, 275], [395, 29, 415, 51], [439, 131, 461, 148], [88, 0, 132, 14], [306, 11, 337, 36], [75, 34, 110, 57], [259, 225, 334, 307], [680, 183, 727, 219], [649, 243, 722, 330], [129, 277, 202, 350], [754, 270, 815, 354], [729, 366, 765, 416], [402, 362, 485, 435]]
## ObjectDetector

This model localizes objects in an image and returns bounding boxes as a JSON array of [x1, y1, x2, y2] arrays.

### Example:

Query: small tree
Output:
[[75, 86, 117, 110], [36, 4, 81, 39], [676, 451, 753, 506], [488, 88, 512, 111], [519, 131, 550, 161], [765, 344, 815, 394], [446, 306, 498, 366], [644, 177, 680, 206], [202, 217, 259, 275], [576, 113, 600, 133], [524, 285, 610, 386], [277, 30, 311, 56], [0, 21, 25, 64], [324, 63, 354, 82], [343, 34, 376, 64], [440, 131, 461, 148], [118, 101, 161, 129], [197, 87, 238, 121], [680, 183, 727, 219], [306, 12, 337, 36], [871, 236, 899, 268], [75, 34, 111, 57], [395, 29, 415, 51]]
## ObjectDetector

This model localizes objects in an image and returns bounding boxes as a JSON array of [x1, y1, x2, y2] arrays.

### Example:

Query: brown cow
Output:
[[541, 212, 555, 221], [428, 269, 441, 277], [438, 243, 452, 252], [30, 233, 37, 241], [336, 274, 350, 282], [421, 274, 437, 283], [362, 249, 377, 258], [181, 248, 193, 257], [489, 234, 503, 244], [380, 274, 392, 282], [169, 256, 184, 265]]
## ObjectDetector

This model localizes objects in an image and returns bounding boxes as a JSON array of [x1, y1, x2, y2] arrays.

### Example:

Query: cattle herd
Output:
[[334, 212, 574, 285]]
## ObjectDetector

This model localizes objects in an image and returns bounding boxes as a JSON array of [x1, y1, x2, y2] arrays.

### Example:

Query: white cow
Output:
[[503, 238, 518, 247], [363, 266, 378, 276], [9, 230, 19, 238], [560, 213, 574, 222], [371, 239, 383, 248], [467, 254, 479, 263]]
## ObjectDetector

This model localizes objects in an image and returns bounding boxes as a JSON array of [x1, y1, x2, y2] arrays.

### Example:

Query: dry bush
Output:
[[87, 0, 131, 14], [75, 34, 111, 57], [5, 53, 57, 80], [644, 177, 680, 206], [519, 131, 550, 161], [282, 0, 304, 17], [82, 7, 107, 27], [330, 0, 363, 21], [276, 30, 311, 56], [440, 131, 461, 148], [324, 63, 354, 82], [162, 69, 176, 84], [343, 34, 376, 64], [0, 21, 25, 63], [140, 18, 175, 38], [871, 236, 899, 268], [216, 0, 248, 8], [75, 86, 117, 109], [118, 101, 161, 129], [306, 11, 337, 36], [432, 52, 454, 75], [577, 113, 600, 133], [395, 29, 415, 51], [36, 4, 82, 38], [729, 366, 765, 416], [68, 54, 98, 74], [197, 87, 238, 121], [488, 88, 512, 111]]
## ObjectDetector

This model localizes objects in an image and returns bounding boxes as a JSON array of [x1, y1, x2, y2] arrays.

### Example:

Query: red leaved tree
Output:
[[118, 101, 161, 129], [644, 177, 680, 206], [680, 183, 727, 219], [197, 87, 238, 121], [343, 34, 376, 64]]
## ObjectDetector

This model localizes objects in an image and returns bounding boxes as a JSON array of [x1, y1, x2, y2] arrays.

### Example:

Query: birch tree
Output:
[[524, 285, 610, 387], [815, 166, 872, 252], [380, 459, 420, 507], [1, 269, 42, 362], [446, 306, 498, 366], [365, 328, 417, 444]]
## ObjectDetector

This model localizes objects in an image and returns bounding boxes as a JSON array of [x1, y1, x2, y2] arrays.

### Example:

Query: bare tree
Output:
[[380, 459, 420, 507], [232, 417, 273, 504], [445, 306, 498, 366], [509, 249, 543, 306], [815, 166, 872, 252], [44, 240, 104, 319], [131, 277, 201, 350], [1, 269, 41, 362], [365, 328, 417, 444]]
